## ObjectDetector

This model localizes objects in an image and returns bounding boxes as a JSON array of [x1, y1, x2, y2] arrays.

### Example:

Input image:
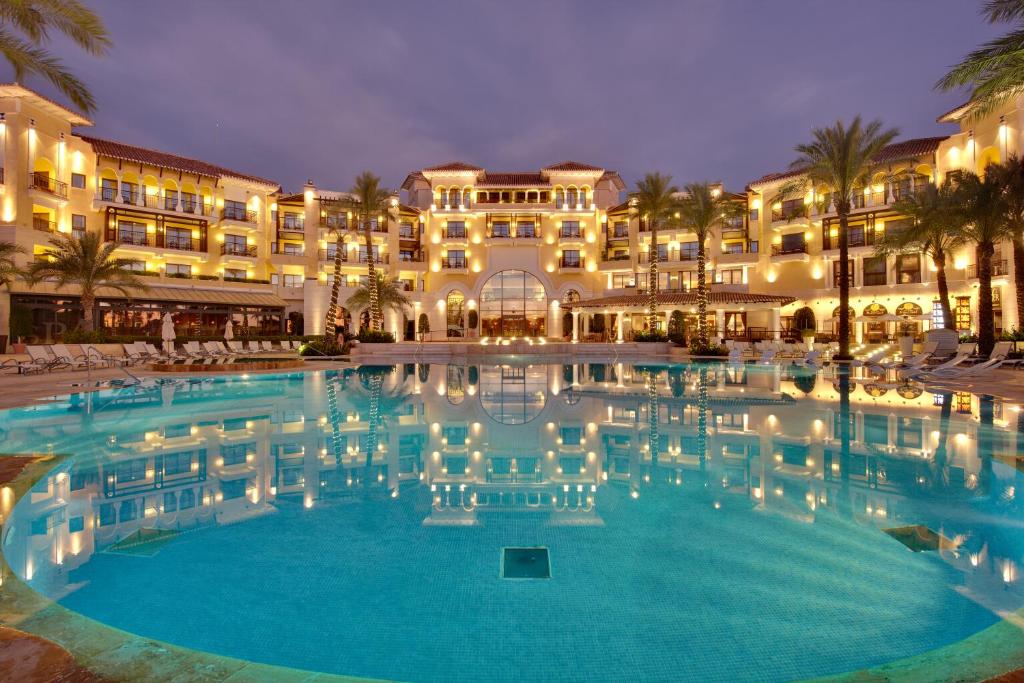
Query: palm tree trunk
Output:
[[647, 369, 659, 472], [648, 223, 658, 332], [325, 239, 345, 338], [1013, 232, 1024, 329], [837, 209, 851, 359], [933, 250, 955, 331], [80, 289, 95, 332], [365, 373, 383, 470], [364, 220, 380, 331], [697, 237, 708, 346], [977, 242, 996, 357]]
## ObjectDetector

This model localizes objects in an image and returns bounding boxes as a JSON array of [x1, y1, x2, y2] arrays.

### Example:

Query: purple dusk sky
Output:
[[19, 0, 1002, 194]]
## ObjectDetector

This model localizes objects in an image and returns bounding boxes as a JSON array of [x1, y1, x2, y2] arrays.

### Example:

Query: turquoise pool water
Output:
[[2, 361, 1023, 681]]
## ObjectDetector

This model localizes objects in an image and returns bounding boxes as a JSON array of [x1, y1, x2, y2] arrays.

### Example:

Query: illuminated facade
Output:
[[2, 80, 1024, 343]]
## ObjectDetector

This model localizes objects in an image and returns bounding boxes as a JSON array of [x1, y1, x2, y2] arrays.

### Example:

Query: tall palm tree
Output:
[[790, 117, 899, 358], [342, 171, 392, 332], [0, 1, 111, 114], [879, 181, 965, 330], [676, 182, 742, 346], [936, 0, 1024, 120], [633, 173, 679, 333], [0, 241, 25, 289], [956, 171, 1010, 356], [345, 273, 411, 331], [984, 155, 1024, 325], [26, 232, 146, 332]]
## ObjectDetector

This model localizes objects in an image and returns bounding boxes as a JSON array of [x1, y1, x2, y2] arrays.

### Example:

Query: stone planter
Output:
[[899, 335, 915, 358]]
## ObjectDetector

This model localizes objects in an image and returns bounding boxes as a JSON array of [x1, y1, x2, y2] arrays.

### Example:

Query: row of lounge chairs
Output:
[[1, 340, 303, 374], [723, 340, 822, 366]]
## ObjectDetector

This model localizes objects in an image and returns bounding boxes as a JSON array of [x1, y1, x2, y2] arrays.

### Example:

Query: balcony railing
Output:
[[106, 229, 150, 247], [770, 204, 806, 222], [442, 256, 467, 269], [271, 243, 304, 256], [771, 243, 808, 256], [280, 216, 305, 231], [558, 256, 585, 269], [30, 172, 68, 199], [164, 235, 201, 252], [967, 260, 1009, 278], [399, 252, 425, 262], [601, 252, 631, 262], [486, 229, 512, 239], [822, 228, 880, 250], [320, 215, 347, 230], [559, 228, 584, 239], [220, 243, 257, 257], [221, 207, 258, 224], [32, 216, 57, 233], [318, 248, 343, 262], [398, 227, 418, 240], [442, 228, 467, 239]]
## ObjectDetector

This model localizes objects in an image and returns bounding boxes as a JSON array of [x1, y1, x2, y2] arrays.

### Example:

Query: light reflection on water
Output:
[[2, 361, 1024, 682]]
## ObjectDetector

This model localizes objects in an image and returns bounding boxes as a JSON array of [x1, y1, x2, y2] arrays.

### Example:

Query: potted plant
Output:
[[800, 327, 815, 350], [793, 306, 816, 349]]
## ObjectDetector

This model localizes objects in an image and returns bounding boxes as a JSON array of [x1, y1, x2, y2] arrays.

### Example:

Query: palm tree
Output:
[[345, 273, 411, 331], [0, 1, 111, 114], [955, 171, 1010, 356], [0, 241, 24, 289], [879, 181, 965, 330], [790, 117, 900, 359], [341, 171, 392, 332], [26, 232, 146, 332], [676, 182, 742, 346], [984, 155, 1024, 325], [937, 0, 1024, 120], [633, 172, 679, 333]]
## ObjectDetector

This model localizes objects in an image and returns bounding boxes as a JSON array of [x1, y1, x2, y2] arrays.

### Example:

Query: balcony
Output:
[[441, 228, 468, 240], [96, 188, 216, 217], [398, 252, 425, 263], [770, 243, 809, 262], [320, 215, 347, 230], [106, 229, 151, 247], [966, 260, 1009, 279], [558, 228, 585, 241], [32, 216, 57, 233], [220, 243, 257, 258], [398, 227, 419, 241], [822, 228, 879, 250], [271, 243, 305, 256], [221, 207, 258, 224], [558, 256, 585, 270], [279, 216, 305, 232], [29, 172, 68, 199], [770, 204, 807, 224]]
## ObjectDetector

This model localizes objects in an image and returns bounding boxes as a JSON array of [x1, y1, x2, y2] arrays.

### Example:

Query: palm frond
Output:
[[0, 28, 96, 112]]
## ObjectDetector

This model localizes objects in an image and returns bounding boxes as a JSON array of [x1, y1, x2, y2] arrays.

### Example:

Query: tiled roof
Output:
[[477, 172, 548, 187], [398, 203, 420, 214], [423, 161, 483, 172], [747, 136, 949, 188], [543, 160, 603, 172], [575, 291, 797, 309], [937, 100, 973, 123], [0, 83, 92, 126], [277, 193, 305, 204], [401, 171, 426, 190], [606, 200, 632, 214], [80, 135, 278, 187], [599, 170, 627, 190]]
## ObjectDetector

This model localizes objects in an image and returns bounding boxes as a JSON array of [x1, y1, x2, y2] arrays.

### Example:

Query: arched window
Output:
[[555, 187, 565, 207], [579, 187, 589, 206], [446, 290, 465, 337], [566, 186, 578, 207], [562, 289, 580, 306], [463, 187, 472, 208], [436, 186, 446, 208], [480, 270, 548, 337], [449, 188, 461, 207]]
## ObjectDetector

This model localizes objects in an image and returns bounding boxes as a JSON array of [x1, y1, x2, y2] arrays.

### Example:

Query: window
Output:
[[221, 443, 250, 466], [71, 172, 85, 189], [224, 268, 246, 281], [166, 263, 191, 277], [282, 212, 303, 229], [282, 274, 303, 288], [611, 273, 635, 288], [491, 221, 510, 238], [956, 296, 972, 331], [444, 250, 466, 268], [71, 214, 86, 239], [223, 199, 249, 220], [517, 221, 535, 238], [180, 192, 198, 212], [224, 233, 247, 254], [163, 451, 194, 475], [120, 181, 138, 204], [163, 492, 177, 513], [560, 221, 581, 238], [897, 254, 921, 284], [560, 427, 582, 446], [833, 259, 855, 287], [680, 242, 699, 261], [443, 425, 468, 445], [399, 221, 414, 238], [718, 268, 743, 285], [165, 227, 193, 250], [561, 249, 581, 267], [446, 290, 465, 337], [932, 300, 945, 329], [116, 458, 148, 483], [862, 256, 886, 286], [722, 242, 744, 254], [445, 221, 466, 238], [566, 188, 578, 206], [100, 177, 117, 201], [657, 242, 669, 261], [479, 270, 547, 337], [69, 515, 85, 532], [179, 488, 195, 509], [399, 249, 417, 262], [749, 208, 759, 222], [117, 220, 147, 246], [119, 259, 147, 272]]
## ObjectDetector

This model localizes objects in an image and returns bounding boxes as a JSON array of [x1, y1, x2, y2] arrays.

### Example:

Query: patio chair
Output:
[[50, 344, 97, 370], [914, 342, 1011, 379], [81, 343, 127, 367], [0, 355, 49, 374], [27, 345, 72, 371], [203, 341, 231, 357], [246, 341, 262, 354], [261, 341, 275, 352], [182, 341, 213, 358], [227, 341, 248, 354]]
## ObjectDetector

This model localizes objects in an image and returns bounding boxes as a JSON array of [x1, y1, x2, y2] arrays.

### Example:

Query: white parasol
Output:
[[224, 319, 234, 341], [161, 312, 176, 354]]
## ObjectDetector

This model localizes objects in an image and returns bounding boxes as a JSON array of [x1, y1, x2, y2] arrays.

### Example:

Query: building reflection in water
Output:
[[2, 362, 1023, 614]]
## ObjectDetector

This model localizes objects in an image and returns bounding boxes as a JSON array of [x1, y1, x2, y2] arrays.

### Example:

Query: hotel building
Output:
[[0, 81, 1021, 344]]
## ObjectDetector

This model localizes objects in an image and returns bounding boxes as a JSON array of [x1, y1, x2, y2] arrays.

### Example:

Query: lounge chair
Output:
[[27, 345, 72, 371], [793, 349, 822, 366], [203, 341, 232, 357], [142, 342, 184, 362], [50, 344, 98, 370], [0, 355, 49, 374], [227, 341, 249, 354], [261, 341, 275, 352], [246, 341, 262, 354], [182, 341, 213, 358], [81, 343, 126, 367], [756, 347, 777, 364], [913, 342, 1012, 379], [727, 347, 743, 363]]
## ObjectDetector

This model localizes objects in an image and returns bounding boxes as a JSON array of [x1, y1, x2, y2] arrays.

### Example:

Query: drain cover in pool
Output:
[[501, 547, 550, 579]]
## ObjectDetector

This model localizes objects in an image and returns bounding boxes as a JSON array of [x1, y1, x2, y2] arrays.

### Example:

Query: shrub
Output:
[[688, 341, 728, 356], [357, 330, 395, 343], [61, 328, 109, 344], [959, 333, 979, 343], [299, 337, 346, 357], [633, 330, 668, 342], [668, 330, 686, 346]]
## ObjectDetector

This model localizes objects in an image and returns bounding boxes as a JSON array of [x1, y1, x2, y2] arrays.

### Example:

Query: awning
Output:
[[574, 290, 796, 310], [10, 281, 287, 308]]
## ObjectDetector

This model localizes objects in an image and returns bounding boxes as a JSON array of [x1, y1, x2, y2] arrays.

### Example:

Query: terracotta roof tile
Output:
[[477, 172, 548, 187], [80, 135, 277, 187], [398, 203, 420, 214], [937, 100, 973, 123], [606, 200, 632, 214], [423, 161, 483, 172], [401, 171, 426, 190], [576, 291, 796, 309], [543, 160, 603, 172], [748, 136, 949, 188]]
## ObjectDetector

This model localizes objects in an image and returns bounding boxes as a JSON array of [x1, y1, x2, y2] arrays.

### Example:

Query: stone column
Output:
[[715, 309, 726, 343], [770, 308, 781, 340], [616, 311, 624, 342], [572, 311, 580, 342]]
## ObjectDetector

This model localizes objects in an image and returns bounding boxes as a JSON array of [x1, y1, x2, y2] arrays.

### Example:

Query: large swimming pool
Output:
[[2, 361, 1023, 681]]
